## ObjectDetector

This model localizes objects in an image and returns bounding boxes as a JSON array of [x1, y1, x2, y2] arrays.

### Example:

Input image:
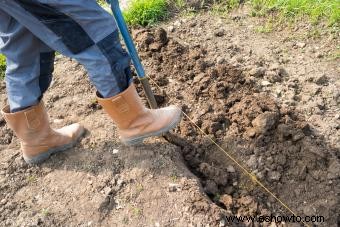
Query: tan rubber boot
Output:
[[97, 83, 182, 145], [1, 102, 85, 164]]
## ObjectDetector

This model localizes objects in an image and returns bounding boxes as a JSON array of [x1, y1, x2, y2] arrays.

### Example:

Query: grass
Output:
[[41, 208, 50, 216], [250, 0, 340, 26], [0, 54, 6, 80], [123, 0, 168, 26], [255, 21, 274, 33], [210, 0, 241, 16], [99, 0, 340, 28]]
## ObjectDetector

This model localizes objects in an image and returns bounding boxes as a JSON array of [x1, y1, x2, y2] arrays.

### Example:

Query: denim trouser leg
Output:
[[0, 0, 132, 112], [0, 9, 55, 112]]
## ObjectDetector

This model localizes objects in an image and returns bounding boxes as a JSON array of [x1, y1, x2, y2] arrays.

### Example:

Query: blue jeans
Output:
[[0, 0, 132, 112]]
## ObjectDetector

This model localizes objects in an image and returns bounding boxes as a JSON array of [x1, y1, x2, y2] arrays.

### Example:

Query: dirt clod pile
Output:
[[134, 27, 340, 226]]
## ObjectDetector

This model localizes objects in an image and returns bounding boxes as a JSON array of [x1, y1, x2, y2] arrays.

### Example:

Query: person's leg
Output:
[[0, 8, 55, 112], [0, 8, 84, 164], [0, 0, 181, 146], [0, 0, 131, 99]]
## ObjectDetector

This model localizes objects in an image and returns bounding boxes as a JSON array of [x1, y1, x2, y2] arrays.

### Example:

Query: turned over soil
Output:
[[0, 11, 339, 227], [132, 13, 339, 226]]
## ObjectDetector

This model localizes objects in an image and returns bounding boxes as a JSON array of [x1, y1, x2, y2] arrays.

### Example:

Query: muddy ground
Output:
[[0, 7, 339, 227]]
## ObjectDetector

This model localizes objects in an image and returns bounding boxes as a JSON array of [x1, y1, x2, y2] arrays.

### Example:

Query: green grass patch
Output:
[[255, 22, 274, 33], [210, 0, 241, 16], [123, 0, 168, 26], [250, 0, 340, 26], [0, 54, 6, 80]]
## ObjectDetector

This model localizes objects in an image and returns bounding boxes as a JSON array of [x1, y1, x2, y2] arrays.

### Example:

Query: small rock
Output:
[[167, 25, 175, 32], [193, 73, 205, 84], [315, 75, 329, 86], [112, 149, 119, 154], [261, 80, 272, 87], [204, 180, 218, 194], [252, 112, 279, 134], [276, 154, 287, 166], [301, 123, 313, 136], [189, 49, 201, 60], [334, 114, 340, 120], [220, 194, 233, 209], [219, 218, 227, 227], [255, 171, 264, 180], [226, 165, 235, 173], [268, 171, 281, 181], [53, 119, 63, 124], [217, 57, 225, 64], [277, 66, 288, 76], [292, 130, 305, 142], [316, 52, 323, 58], [214, 29, 225, 37], [103, 186, 112, 196], [266, 71, 281, 83], [327, 160, 340, 179], [174, 20, 181, 27], [246, 127, 256, 138], [168, 183, 181, 192], [303, 206, 314, 216], [249, 67, 265, 77], [296, 42, 306, 48], [189, 21, 197, 27], [334, 91, 340, 104], [247, 155, 258, 169], [0, 199, 7, 205]]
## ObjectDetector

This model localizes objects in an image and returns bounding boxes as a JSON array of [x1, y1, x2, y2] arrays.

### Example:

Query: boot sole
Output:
[[121, 111, 182, 146], [23, 129, 85, 165]]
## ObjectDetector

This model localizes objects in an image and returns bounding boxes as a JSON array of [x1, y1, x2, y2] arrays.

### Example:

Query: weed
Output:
[[41, 208, 50, 216], [129, 204, 143, 216], [328, 48, 340, 60], [213, 193, 221, 201], [210, 0, 241, 16], [27, 175, 37, 183], [250, 0, 340, 26], [123, 0, 168, 26], [0, 54, 6, 80], [132, 206, 142, 215], [306, 28, 322, 39], [136, 183, 144, 192], [170, 173, 178, 182], [122, 216, 129, 224], [174, 0, 186, 10], [255, 22, 273, 33]]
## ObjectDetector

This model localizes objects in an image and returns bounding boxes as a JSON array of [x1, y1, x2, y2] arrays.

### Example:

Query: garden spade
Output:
[[107, 0, 158, 109]]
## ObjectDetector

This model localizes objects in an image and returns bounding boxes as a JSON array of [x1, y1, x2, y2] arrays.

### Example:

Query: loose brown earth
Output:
[[0, 8, 339, 227]]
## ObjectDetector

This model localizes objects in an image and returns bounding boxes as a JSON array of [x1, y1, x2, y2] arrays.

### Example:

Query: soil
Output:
[[0, 7, 339, 227]]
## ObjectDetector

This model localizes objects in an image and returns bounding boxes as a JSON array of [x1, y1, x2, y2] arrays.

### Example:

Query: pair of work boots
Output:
[[1, 84, 182, 164]]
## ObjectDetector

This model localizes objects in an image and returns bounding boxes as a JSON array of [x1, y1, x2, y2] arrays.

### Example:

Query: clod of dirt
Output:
[[204, 180, 219, 195], [133, 27, 340, 226], [198, 163, 228, 186], [267, 171, 282, 182], [251, 112, 279, 135], [214, 29, 225, 37], [134, 28, 169, 52], [219, 194, 233, 209], [236, 196, 258, 216], [0, 122, 13, 145], [249, 67, 266, 77], [315, 74, 329, 86], [327, 160, 340, 179]]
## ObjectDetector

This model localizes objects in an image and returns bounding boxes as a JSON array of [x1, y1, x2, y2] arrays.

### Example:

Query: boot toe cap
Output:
[[56, 123, 85, 139]]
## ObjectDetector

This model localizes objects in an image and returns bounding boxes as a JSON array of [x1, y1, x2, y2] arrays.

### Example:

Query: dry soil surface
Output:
[[0, 9, 339, 227]]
